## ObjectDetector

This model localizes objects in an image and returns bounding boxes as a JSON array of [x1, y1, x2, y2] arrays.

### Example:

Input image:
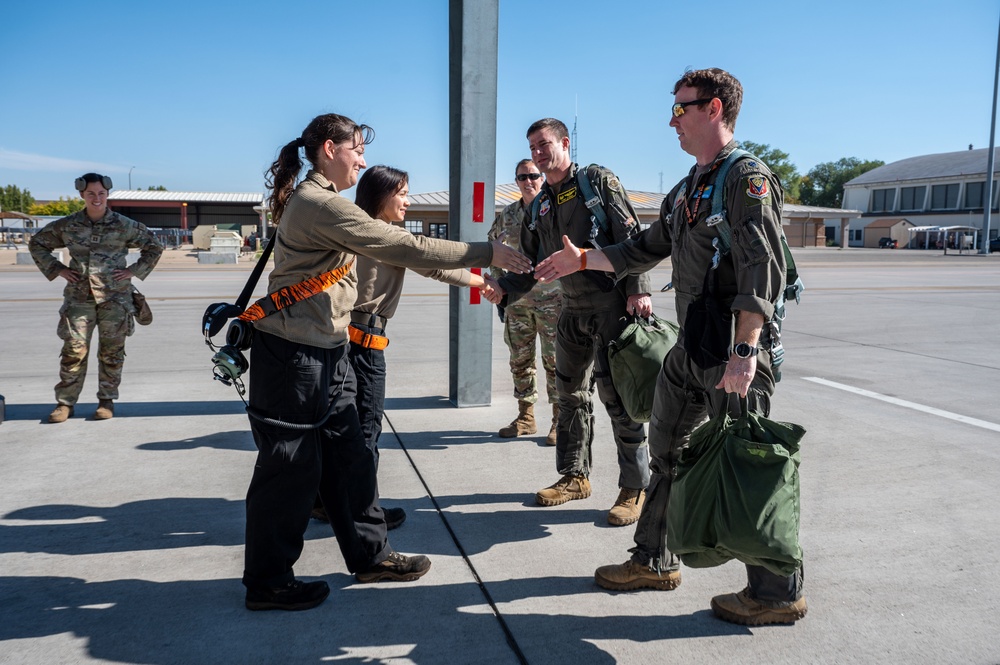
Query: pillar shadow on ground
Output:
[[3, 400, 248, 422]]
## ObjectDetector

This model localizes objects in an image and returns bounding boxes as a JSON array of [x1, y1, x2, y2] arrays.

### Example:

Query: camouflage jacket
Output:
[[29, 209, 163, 305], [487, 198, 560, 306]]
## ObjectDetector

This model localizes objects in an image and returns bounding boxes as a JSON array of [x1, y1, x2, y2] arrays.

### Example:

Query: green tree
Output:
[[30, 197, 86, 216], [799, 157, 885, 208], [738, 141, 801, 203], [146, 185, 167, 191], [0, 184, 36, 213]]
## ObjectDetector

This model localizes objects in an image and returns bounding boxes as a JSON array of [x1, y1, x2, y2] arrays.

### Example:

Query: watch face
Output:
[[735, 343, 756, 358]]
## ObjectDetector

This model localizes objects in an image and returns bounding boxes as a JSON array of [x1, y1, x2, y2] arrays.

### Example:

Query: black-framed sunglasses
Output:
[[671, 98, 714, 118], [516, 173, 544, 182]]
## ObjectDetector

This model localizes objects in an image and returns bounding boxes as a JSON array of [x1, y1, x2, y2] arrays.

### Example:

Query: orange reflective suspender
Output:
[[238, 259, 355, 323]]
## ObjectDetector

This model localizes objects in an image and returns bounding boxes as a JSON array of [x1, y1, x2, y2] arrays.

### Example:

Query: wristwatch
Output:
[[733, 342, 759, 359]]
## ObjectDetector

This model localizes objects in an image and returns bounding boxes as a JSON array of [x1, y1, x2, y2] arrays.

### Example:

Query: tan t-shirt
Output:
[[253, 170, 492, 348]]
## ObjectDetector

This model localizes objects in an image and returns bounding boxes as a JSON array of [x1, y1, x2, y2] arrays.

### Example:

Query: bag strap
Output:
[[234, 234, 275, 311], [239, 258, 355, 322]]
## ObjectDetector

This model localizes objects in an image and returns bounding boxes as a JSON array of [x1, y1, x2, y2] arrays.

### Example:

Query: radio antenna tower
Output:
[[571, 95, 578, 164]]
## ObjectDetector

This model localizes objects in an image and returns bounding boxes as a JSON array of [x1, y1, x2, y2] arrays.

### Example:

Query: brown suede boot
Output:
[[498, 401, 536, 438], [545, 404, 558, 446], [94, 400, 114, 420], [48, 404, 74, 424]]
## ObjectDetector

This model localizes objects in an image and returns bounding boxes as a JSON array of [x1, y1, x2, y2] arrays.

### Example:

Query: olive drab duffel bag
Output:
[[666, 397, 806, 577], [607, 314, 679, 423]]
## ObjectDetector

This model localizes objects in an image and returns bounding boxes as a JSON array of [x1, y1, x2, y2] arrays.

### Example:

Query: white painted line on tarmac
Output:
[[803, 377, 1000, 433]]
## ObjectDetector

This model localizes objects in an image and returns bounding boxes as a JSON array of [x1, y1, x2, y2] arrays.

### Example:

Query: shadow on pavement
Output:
[[3, 401, 248, 421], [1, 498, 246, 555], [138, 430, 255, 452], [0, 574, 744, 665]]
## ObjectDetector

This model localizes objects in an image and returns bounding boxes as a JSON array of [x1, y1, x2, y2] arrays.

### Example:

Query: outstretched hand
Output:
[[534, 235, 582, 283], [490, 235, 532, 274]]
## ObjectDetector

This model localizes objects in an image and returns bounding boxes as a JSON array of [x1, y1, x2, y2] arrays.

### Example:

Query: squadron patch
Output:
[[557, 186, 577, 205], [745, 176, 770, 205], [540, 196, 551, 217]]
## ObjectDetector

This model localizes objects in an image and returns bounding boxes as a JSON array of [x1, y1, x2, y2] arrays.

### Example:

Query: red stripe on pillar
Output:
[[472, 181, 484, 222], [470, 267, 481, 304]]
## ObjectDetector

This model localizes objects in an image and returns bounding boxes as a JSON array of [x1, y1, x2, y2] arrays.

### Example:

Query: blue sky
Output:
[[2, 0, 999, 201]]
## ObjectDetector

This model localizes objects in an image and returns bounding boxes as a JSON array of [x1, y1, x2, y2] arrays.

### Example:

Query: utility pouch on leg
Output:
[[683, 267, 732, 370], [132, 287, 153, 326]]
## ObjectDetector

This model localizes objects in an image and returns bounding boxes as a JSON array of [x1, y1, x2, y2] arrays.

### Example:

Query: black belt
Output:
[[350, 310, 388, 330]]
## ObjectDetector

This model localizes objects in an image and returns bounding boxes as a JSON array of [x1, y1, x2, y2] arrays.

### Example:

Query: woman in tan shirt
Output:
[[309, 165, 490, 532], [242, 113, 529, 611]]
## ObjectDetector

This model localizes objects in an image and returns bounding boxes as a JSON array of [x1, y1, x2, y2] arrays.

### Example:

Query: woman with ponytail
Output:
[[242, 114, 530, 611]]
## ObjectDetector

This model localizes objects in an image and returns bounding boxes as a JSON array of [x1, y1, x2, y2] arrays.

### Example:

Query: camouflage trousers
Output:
[[503, 297, 559, 405], [54, 299, 134, 405]]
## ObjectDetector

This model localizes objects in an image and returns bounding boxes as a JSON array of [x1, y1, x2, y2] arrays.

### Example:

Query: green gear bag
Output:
[[607, 314, 679, 423], [666, 400, 806, 577]]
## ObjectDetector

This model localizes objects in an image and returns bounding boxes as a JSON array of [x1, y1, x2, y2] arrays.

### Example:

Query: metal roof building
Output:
[[841, 147, 999, 248], [107, 190, 265, 232]]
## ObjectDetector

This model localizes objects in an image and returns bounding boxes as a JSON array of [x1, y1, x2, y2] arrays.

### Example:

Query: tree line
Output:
[[0, 184, 167, 217], [738, 142, 884, 208]]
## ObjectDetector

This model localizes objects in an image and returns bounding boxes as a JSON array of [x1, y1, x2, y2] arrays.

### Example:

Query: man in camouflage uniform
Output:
[[486, 119, 653, 527], [29, 173, 162, 423], [487, 159, 562, 445], [534, 69, 807, 625]]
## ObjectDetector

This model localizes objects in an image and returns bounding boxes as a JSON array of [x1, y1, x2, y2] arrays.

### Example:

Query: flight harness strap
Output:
[[529, 165, 611, 243], [238, 259, 355, 323], [575, 165, 610, 241], [707, 148, 803, 305]]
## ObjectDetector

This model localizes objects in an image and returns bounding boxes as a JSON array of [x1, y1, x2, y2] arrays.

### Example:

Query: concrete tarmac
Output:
[[1, 245, 999, 664]]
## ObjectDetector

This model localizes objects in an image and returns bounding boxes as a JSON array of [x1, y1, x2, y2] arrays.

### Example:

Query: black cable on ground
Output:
[[384, 414, 529, 665]]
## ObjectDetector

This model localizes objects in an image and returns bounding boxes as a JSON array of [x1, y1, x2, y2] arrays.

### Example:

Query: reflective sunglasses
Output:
[[516, 173, 543, 182], [671, 98, 714, 118]]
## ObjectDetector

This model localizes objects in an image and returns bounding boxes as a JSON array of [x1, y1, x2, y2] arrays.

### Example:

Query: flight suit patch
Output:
[[744, 176, 770, 206], [607, 176, 622, 193], [557, 187, 577, 205], [539, 196, 551, 217]]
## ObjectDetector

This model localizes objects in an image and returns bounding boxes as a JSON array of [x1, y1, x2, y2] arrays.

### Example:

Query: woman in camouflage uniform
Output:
[[29, 173, 162, 423]]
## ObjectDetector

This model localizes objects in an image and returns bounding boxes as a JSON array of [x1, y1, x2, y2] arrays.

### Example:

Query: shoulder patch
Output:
[[744, 176, 770, 206], [539, 195, 551, 217], [607, 176, 622, 193]]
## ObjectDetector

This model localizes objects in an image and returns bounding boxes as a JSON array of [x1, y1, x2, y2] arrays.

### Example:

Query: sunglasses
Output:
[[671, 98, 714, 118], [516, 173, 543, 182]]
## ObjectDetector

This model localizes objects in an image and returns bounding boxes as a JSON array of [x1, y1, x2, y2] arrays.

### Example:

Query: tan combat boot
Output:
[[545, 404, 558, 446], [607, 488, 645, 526], [710, 588, 808, 625], [94, 400, 115, 420], [535, 474, 591, 506], [498, 401, 536, 438], [48, 405, 74, 424], [595, 560, 681, 591]]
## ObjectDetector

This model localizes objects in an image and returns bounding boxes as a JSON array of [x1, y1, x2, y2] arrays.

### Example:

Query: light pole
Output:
[[129, 166, 135, 190]]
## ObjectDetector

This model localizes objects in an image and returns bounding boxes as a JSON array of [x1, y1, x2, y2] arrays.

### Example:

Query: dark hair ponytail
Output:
[[265, 113, 375, 225], [355, 165, 409, 219]]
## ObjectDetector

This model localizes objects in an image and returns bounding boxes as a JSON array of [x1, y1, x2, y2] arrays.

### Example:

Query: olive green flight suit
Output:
[[499, 163, 652, 490], [602, 140, 801, 602]]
